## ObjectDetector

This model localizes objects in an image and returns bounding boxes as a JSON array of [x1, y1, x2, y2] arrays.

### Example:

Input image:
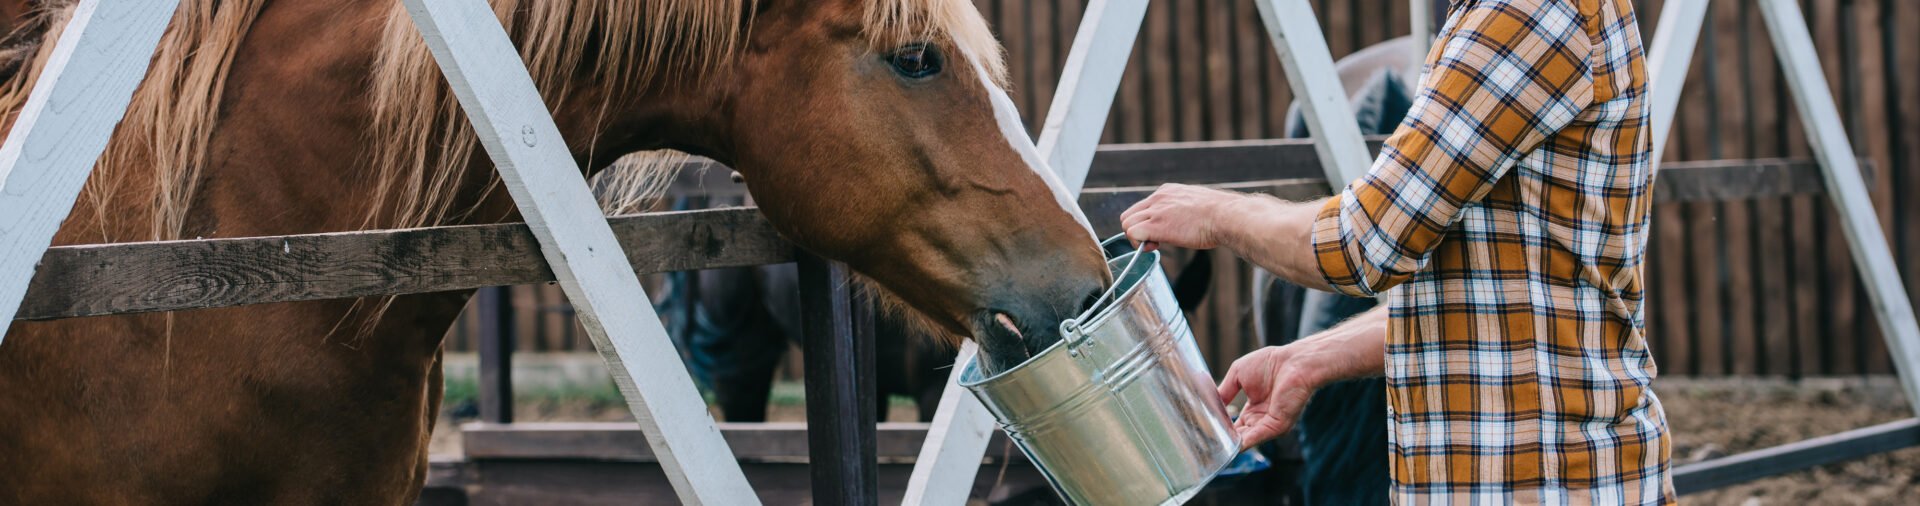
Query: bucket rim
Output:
[[957, 250, 1159, 388]]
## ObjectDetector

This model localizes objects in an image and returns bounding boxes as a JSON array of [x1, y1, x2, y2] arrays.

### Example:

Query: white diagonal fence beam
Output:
[[905, 1, 1375, 504], [1036, 0, 1155, 197], [1755, 0, 1920, 415], [1254, 0, 1375, 186], [1410, 0, 1435, 71], [1645, 0, 1710, 165], [396, 0, 757, 504], [0, 0, 180, 336]]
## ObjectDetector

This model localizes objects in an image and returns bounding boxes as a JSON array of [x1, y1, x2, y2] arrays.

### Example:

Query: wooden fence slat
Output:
[[1746, 0, 1797, 377], [1892, 0, 1920, 375], [1144, 0, 1173, 142], [1203, 0, 1233, 141], [1687, 203, 1725, 376], [1654, 206, 1691, 375], [477, 286, 514, 424], [798, 256, 878, 506], [1174, 0, 1203, 141], [1233, 0, 1266, 139], [16, 208, 792, 320], [1712, 0, 1757, 375]]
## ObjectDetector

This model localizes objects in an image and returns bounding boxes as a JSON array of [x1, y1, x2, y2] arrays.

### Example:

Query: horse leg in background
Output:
[[685, 265, 789, 422]]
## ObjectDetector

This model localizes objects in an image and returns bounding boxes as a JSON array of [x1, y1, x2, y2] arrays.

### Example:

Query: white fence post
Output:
[[1645, 0, 1711, 165], [1756, 0, 1920, 416], [1254, 0, 1375, 186], [396, 0, 758, 503], [1037, 0, 1154, 196], [0, 0, 181, 333]]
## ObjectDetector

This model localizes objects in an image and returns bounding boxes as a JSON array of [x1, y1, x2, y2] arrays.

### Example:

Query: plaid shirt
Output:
[[1311, 0, 1673, 503]]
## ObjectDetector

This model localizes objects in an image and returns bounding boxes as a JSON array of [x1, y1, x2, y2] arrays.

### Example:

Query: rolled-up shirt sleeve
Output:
[[1313, 0, 1595, 297]]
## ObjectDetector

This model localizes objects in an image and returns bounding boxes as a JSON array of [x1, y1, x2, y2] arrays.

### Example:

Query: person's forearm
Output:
[[1291, 304, 1388, 383], [1215, 194, 1336, 292]]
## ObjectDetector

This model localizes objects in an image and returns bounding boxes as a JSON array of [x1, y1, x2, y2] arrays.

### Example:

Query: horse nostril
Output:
[[993, 312, 1023, 339]]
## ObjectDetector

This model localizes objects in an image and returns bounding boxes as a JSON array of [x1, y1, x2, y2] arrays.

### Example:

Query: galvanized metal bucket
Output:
[[958, 234, 1240, 506]]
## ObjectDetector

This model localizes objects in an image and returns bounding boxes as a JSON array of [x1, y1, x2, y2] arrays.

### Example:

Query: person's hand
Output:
[[1216, 344, 1326, 450], [1119, 183, 1250, 252]]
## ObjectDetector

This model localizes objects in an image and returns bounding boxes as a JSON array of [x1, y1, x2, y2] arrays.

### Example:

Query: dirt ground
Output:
[[430, 377, 1918, 504], [1660, 377, 1917, 505]]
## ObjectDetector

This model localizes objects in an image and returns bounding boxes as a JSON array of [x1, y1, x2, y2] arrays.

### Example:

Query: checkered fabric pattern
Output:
[[1310, 0, 1673, 503]]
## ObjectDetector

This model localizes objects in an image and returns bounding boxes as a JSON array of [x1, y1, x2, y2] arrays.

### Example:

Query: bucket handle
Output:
[[1062, 234, 1151, 347]]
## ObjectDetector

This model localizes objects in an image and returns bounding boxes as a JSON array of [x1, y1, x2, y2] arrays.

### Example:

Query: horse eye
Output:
[[889, 45, 941, 79]]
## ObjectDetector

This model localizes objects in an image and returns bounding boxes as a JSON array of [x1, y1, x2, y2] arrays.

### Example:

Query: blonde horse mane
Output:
[[0, 0, 1005, 240]]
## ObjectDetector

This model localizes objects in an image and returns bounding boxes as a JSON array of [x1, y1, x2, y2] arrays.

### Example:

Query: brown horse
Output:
[[0, 0, 1108, 503]]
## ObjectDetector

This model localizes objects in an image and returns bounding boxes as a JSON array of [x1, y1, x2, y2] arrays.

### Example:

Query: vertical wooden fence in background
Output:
[[446, 0, 1920, 378]]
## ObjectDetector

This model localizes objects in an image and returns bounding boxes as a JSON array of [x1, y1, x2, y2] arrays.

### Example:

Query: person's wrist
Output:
[[1208, 193, 1256, 250]]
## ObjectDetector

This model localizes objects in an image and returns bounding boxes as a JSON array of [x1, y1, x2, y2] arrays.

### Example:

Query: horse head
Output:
[[585, 0, 1112, 374]]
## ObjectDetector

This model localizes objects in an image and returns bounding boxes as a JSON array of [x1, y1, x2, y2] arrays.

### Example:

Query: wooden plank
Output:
[[1808, 0, 1861, 377], [1889, 0, 1920, 375], [1653, 205, 1691, 374], [476, 286, 514, 424], [1687, 203, 1726, 375], [397, 0, 756, 503], [1087, 137, 1385, 187], [1747, 0, 1797, 376], [1790, 194, 1826, 375], [462, 422, 1022, 463], [1713, 0, 1758, 375], [0, 0, 181, 331], [1855, 0, 1893, 375], [1204, 0, 1233, 141], [1254, 0, 1376, 185], [1081, 179, 1331, 236], [1234, 0, 1267, 139], [1674, 418, 1920, 494], [1761, 0, 1920, 410], [16, 208, 792, 320], [1034, 0, 1149, 195], [1144, 0, 1173, 142], [798, 256, 877, 506], [12, 156, 1836, 322], [1028, 0, 1056, 134], [1173, 0, 1203, 140], [1649, 159, 1836, 206]]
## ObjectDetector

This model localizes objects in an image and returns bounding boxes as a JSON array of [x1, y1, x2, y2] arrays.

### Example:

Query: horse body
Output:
[[0, 1, 1108, 503]]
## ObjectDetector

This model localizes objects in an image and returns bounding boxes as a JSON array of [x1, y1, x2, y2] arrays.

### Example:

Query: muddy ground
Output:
[[429, 376, 1918, 505]]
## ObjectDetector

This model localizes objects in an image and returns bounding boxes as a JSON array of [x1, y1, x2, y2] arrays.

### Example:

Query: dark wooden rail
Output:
[[1674, 417, 1920, 495], [15, 155, 1840, 322]]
